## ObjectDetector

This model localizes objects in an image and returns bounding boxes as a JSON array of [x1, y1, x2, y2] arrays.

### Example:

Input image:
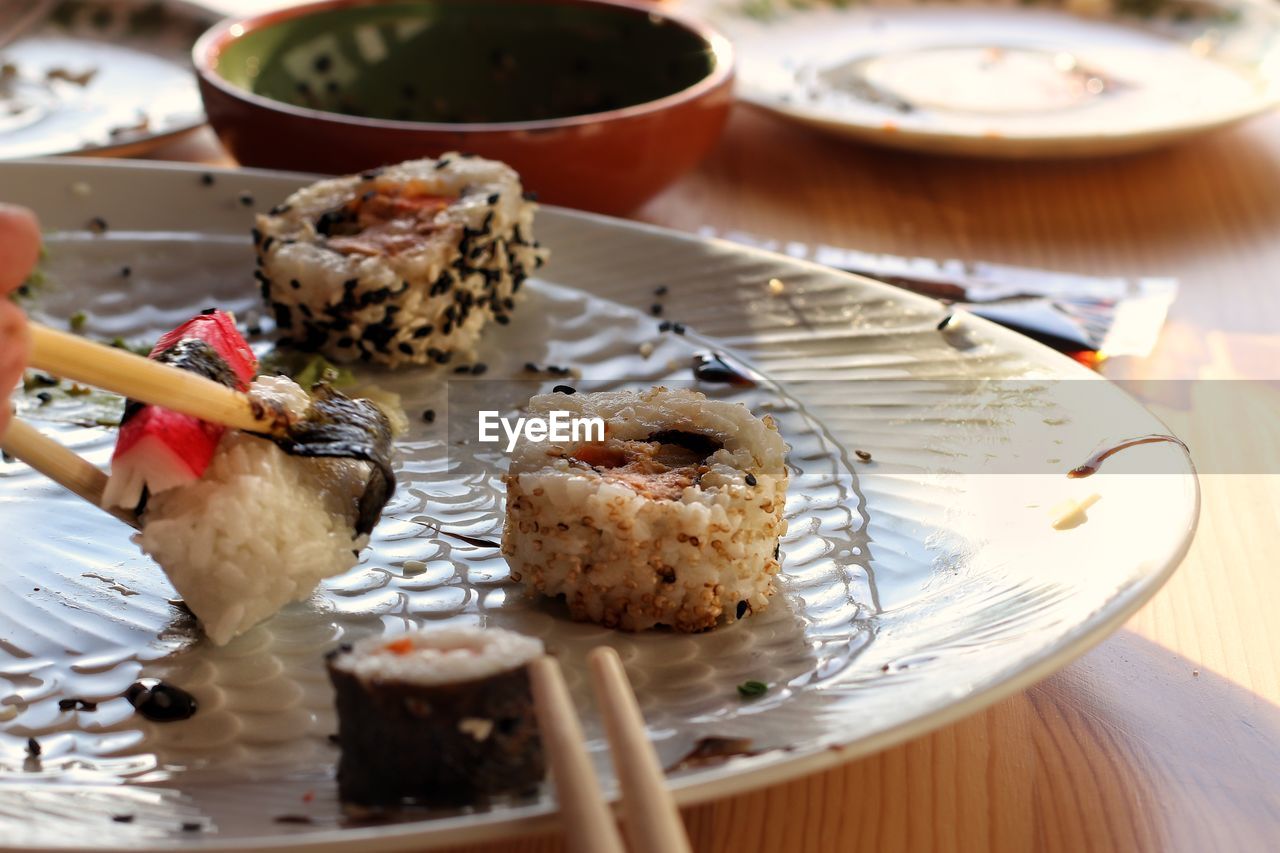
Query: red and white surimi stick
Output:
[[100, 311, 257, 510]]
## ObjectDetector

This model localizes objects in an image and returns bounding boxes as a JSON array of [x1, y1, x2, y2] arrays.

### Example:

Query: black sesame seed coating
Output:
[[256, 169, 547, 366]]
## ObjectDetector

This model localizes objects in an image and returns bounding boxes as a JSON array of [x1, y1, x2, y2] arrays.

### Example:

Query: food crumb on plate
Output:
[[1051, 493, 1100, 530]]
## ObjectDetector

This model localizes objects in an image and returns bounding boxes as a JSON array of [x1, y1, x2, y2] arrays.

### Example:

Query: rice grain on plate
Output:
[[254, 154, 547, 368], [502, 387, 789, 632]]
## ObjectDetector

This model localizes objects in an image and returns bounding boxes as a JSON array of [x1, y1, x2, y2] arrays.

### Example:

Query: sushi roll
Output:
[[502, 387, 789, 632], [326, 628, 545, 807], [254, 154, 548, 368], [104, 312, 397, 645], [135, 374, 394, 645]]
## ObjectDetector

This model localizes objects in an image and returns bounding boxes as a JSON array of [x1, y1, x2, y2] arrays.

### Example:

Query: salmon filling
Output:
[[321, 178, 455, 257], [570, 431, 722, 501]]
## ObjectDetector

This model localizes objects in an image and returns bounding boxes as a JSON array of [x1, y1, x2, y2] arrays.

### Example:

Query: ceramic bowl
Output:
[[193, 0, 734, 213]]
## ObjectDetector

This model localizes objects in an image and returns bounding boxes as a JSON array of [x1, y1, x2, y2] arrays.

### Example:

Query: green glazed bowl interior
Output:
[[215, 0, 721, 124]]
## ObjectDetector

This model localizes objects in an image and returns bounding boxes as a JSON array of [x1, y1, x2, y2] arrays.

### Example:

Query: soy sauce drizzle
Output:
[[440, 530, 501, 548], [692, 352, 757, 388], [407, 518, 500, 548], [125, 679, 198, 722], [668, 736, 759, 772], [1067, 434, 1189, 479]]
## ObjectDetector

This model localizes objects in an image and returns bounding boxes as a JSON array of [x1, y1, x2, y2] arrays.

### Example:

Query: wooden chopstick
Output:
[[529, 656, 627, 853], [587, 646, 693, 853], [27, 323, 286, 437], [0, 417, 137, 529]]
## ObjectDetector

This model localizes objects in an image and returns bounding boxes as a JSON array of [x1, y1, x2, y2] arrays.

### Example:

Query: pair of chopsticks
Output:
[[530, 648, 693, 853], [26, 324, 282, 434], [1, 323, 286, 526]]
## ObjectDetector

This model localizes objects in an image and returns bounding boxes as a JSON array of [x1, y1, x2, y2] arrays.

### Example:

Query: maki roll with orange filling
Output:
[[326, 628, 545, 807], [503, 387, 789, 632], [254, 154, 547, 368]]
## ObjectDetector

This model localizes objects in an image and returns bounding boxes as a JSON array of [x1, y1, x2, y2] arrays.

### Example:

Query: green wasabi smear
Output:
[[11, 246, 49, 304], [109, 337, 153, 357], [21, 371, 58, 392], [18, 370, 124, 428], [259, 351, 355, 390]]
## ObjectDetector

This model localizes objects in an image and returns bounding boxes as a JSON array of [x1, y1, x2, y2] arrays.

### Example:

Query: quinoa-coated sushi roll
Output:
[[326, 628, 545, 807], [254, 154, 548, 368], [502, 387, 789, 632]]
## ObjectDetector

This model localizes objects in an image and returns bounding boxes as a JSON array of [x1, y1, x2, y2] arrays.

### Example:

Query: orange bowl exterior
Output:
[[194, 0, 734, 215]]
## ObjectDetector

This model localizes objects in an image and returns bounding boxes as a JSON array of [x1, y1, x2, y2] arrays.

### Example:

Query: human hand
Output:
[[0, 204, 41, 438]]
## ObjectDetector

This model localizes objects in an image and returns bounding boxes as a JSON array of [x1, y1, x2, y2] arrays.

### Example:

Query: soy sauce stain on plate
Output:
[[126, 679, 198, 722], [1067, 434, 1189, 478], [441, 531, 501, 548], [692, 352, 757, 387], [668, 736, 759, 771]]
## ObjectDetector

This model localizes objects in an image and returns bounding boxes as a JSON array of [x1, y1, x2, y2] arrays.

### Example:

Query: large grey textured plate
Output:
[[0, 159, 1197, 850]]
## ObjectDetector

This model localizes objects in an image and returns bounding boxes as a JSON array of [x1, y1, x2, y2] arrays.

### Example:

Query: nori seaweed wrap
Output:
[[326, 628, 545, 807]]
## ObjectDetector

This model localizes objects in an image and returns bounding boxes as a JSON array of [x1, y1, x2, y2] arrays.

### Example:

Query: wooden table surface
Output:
[[150, 102, 1280, 851]]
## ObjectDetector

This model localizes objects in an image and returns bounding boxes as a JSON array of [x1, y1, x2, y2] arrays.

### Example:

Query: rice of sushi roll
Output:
[[326, 628, 545, 807], [254, 154, 548, 368], [502, 387, 789, 632], [136, 374, 392, 645]]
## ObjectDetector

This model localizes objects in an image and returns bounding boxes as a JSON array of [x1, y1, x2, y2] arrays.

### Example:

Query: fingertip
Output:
[[0, 204, 42, 295]]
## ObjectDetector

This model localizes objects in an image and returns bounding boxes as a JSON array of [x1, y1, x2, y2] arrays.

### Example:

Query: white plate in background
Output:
[[691, 0, 1280, 157]]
